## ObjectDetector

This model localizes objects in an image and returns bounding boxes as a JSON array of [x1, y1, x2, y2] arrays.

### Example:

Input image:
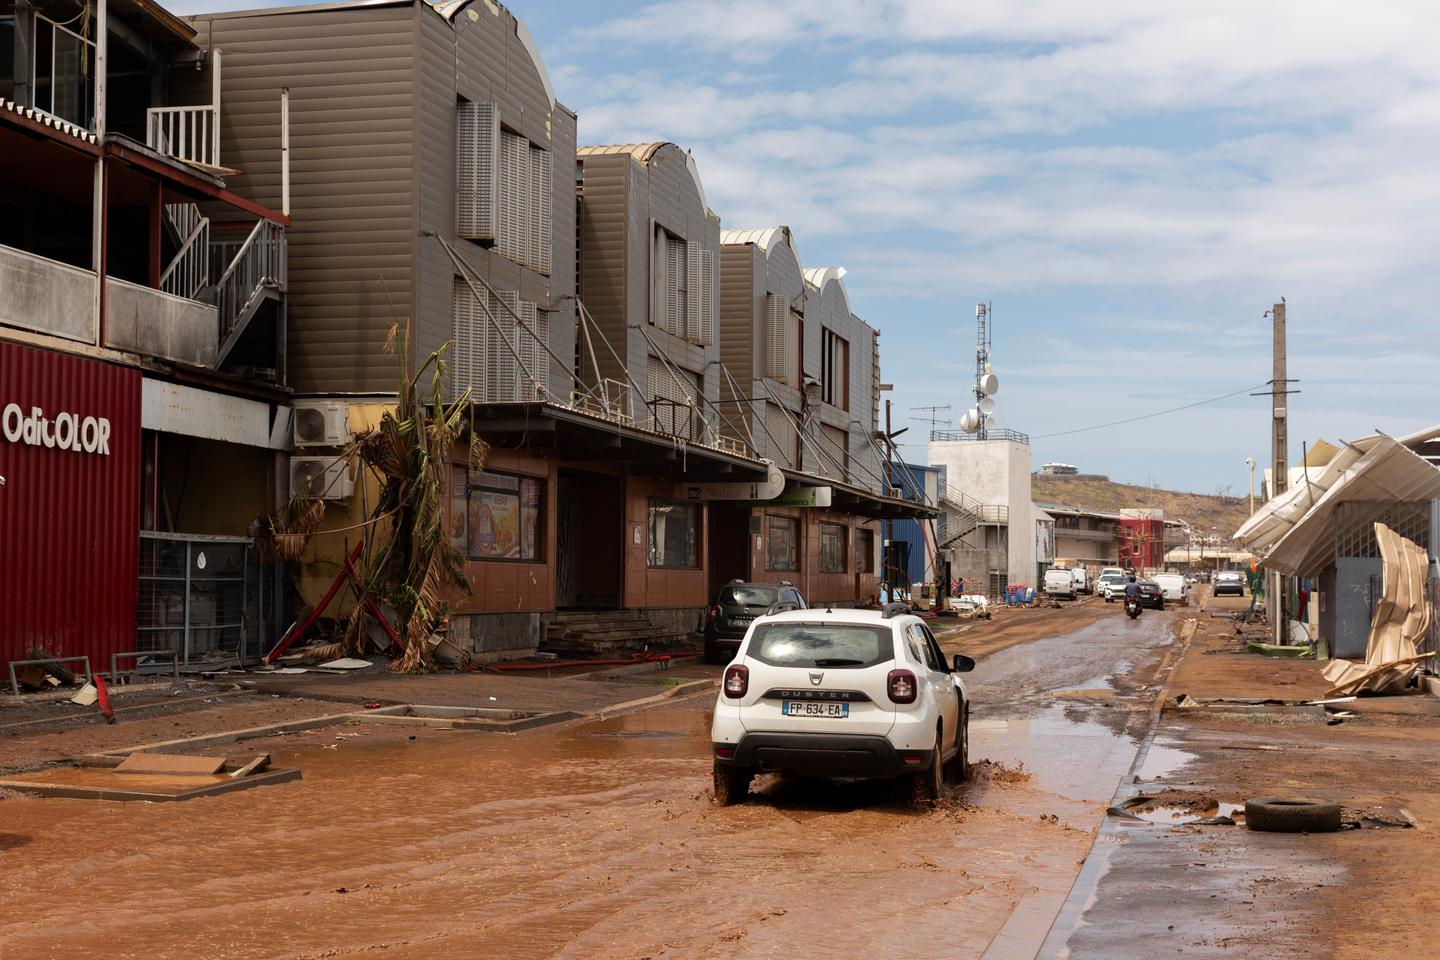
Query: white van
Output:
[[1152, 572, 1189, 606], [1070, 568, 1090, 594], [1044, 567, 1077, 599]]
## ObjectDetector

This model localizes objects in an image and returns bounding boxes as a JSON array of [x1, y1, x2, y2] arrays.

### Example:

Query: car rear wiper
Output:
[[813, 658, 864, 666]]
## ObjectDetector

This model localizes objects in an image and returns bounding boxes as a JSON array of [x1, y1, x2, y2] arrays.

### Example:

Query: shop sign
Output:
[[747, 485, 833, 508], [1, 403, 112, 456]]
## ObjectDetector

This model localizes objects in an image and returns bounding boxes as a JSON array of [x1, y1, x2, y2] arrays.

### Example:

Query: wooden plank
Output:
[[114, 753, 227, 776]]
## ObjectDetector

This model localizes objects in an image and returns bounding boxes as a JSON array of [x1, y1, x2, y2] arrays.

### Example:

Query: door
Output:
[[556, 469, 622, 609], [708, 503, 752, 598], [917, 624, 959, 751]]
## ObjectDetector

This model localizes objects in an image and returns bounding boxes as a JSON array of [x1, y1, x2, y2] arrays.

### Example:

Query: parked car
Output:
[[1098, 572, 1128, 601], [1151, 572, 1189, 606], [1135, 580, 1165, 609], [710, 604, 974, 808], [1070, 568, 1091, 594], [704, 581, 806, 663], [1043, 567, 1077, 600], [1213, 571, 1245, 597]]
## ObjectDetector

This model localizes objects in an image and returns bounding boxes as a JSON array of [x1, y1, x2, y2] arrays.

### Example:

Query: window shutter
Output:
[[647, 356, 667, 433], [498, 132, 526, 265], [699, 250, 714, 346], [765, 294, 786, 379], [686, 240, 702, 343], [516, 300, 543, 399], [650, 226, 666, 328], [455, 102, 498, 241], [764, 403, 794, 468], [451, 277, 480, 399], [493, 290, 522, 401], [529, 147, 552, 276], [666, 237, 687, 336]]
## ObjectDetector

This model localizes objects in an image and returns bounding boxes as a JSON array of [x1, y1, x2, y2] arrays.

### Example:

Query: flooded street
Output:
[[0, 604, 1182, 960]]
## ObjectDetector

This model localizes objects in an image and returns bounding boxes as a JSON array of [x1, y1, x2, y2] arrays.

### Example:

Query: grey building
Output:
[[717, 228, 884, 492], [188, 0, 577, 399], [576, 142, 721, 440]]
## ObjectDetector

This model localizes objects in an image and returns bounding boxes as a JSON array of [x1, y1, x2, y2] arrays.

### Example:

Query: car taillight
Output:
[[888, 669, 917, 704], [723, 664, 749, 699], [708, 604, 719, 621]]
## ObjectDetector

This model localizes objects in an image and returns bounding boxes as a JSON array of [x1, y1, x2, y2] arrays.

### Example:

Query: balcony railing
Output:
[[146, 105, 220, 167], [931, 427, 1030, 444]]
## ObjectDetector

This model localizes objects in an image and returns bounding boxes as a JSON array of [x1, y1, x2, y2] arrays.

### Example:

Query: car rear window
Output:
[[747, 623, 894, 668], [720, 585, 778, 607]]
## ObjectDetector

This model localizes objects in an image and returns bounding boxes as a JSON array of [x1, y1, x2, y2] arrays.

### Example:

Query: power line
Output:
[[1031, 383, 1271, 440]]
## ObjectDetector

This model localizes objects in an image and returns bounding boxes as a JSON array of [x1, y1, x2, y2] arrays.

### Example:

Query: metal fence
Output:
[[137, 533, 281, 666]]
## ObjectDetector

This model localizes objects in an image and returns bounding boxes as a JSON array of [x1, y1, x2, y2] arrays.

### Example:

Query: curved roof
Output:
[[577, 142, 710, 215], [721, 227, 784, 250], [426, 0, 555, 110], [804, 266, 852, 312]]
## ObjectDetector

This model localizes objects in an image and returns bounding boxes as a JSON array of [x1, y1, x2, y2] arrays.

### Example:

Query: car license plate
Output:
[[782, 701, 848, 718]]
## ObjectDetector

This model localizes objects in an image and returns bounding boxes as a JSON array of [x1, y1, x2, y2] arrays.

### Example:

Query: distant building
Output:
[[1039, 462, 1079, 476], [1040, 504, 1120, 572], [1118, 508, 1166, 571]]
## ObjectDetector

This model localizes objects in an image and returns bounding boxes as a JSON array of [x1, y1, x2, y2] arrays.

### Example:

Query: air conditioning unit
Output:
[[292, 401, 350, 447], [290, 456, 354, 501]]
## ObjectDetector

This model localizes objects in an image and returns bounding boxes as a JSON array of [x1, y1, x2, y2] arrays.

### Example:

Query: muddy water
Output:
[[0, 610, 1181, 960]]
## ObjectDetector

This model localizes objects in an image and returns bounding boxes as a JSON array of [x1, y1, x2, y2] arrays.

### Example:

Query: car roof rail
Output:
[[766, 601, 800, 616], [881, 601, 911, 619]]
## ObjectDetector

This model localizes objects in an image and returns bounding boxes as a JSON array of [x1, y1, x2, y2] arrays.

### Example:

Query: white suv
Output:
[[710, 604, 974, 808]]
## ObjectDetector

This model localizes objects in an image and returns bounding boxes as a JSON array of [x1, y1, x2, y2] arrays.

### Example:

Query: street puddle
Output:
[[971, 707, 1139, 803], [1125, 801, 1245, 825], [1133, 741, 1196, 781]]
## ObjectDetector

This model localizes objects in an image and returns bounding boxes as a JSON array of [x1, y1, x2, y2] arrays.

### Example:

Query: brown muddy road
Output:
[[0, 605, 1184, 960]]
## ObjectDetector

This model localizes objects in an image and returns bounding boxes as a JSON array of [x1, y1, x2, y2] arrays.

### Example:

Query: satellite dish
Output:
[[980, 373, 1000, 396], [978, 397, 996, 415], [960, 409, 980, 433]]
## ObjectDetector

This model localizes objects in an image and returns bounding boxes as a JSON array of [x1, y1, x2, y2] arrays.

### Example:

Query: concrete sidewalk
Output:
[[1044, 604, 1440, 959]]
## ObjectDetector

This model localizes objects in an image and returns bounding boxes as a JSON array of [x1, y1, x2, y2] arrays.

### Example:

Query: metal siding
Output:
[[576, 153, 630, 389], [195, 5, 419, 394], [421, 5, 575, 386], [0, 342, 141, 674]]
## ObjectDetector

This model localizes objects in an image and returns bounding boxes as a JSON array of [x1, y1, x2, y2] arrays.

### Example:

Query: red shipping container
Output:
[[0, 341, 141, 677]]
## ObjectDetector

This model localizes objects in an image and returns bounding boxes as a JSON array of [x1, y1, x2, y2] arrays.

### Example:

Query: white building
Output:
[[928, 429, 1051, 595]]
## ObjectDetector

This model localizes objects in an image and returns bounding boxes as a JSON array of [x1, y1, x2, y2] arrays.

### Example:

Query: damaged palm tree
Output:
[[318, 322, 485, 673]]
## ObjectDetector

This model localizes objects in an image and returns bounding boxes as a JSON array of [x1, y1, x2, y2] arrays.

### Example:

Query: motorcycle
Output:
[[1124, 593, 1142, 619]]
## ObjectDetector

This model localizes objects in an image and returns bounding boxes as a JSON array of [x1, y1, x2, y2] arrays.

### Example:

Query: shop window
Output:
[[648, 499, 700, 569], [467, 469, 543, 561], [820, 523, 848, 573], [857, 529, 875, 573], [766, 515, 800, 571]]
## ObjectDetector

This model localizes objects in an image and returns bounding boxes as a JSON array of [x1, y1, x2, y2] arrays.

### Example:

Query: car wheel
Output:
[[907, 734, 945, 809], [712, 762, 752, 806], [946, 702, 970, 783]]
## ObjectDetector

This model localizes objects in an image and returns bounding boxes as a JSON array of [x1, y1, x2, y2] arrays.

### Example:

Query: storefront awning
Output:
[[1235, 436, 1440, 576], [468, 402, 772, 482], [780, 468, 937, 520]]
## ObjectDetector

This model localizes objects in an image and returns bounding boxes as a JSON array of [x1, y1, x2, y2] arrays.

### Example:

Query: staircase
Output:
[[542, 610, 690, 657], [939, 491, 1009, 548], [157, 204, 287, 370], [160, 202, 211, 300], [213, 219, 286, 367]]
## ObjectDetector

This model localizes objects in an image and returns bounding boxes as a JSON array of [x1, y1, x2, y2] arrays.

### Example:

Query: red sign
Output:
[[0, 342, 141, 674]]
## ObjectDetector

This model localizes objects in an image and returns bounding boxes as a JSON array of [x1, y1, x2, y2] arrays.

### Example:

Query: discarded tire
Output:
[[1245, 797, 1342, 833]]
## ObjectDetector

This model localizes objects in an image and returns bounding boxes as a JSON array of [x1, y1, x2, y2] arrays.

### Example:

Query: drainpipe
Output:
[[281, 87, 290, 216], [92, 0, 107, 346]]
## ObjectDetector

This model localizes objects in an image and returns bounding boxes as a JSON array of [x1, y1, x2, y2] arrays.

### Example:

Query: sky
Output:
[[171, 0, 1440, 495]]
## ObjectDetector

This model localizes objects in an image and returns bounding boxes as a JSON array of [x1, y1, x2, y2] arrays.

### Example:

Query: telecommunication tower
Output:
[[959, 302, 1000, 438]]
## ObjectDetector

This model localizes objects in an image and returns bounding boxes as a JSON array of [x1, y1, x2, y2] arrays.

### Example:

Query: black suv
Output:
[[703, 580, 806, 663]]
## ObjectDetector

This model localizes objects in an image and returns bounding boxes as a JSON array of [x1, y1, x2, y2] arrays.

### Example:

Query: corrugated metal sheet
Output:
[[0, 342, 141, 673], [1240, 437, 1440, 576]]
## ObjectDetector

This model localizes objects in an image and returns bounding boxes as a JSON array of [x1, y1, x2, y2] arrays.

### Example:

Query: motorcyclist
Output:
[[1123, 572, 1141, 602]]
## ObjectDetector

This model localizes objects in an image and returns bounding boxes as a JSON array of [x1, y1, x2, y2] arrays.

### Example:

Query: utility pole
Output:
[[1269, 302, 1289, 643]]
